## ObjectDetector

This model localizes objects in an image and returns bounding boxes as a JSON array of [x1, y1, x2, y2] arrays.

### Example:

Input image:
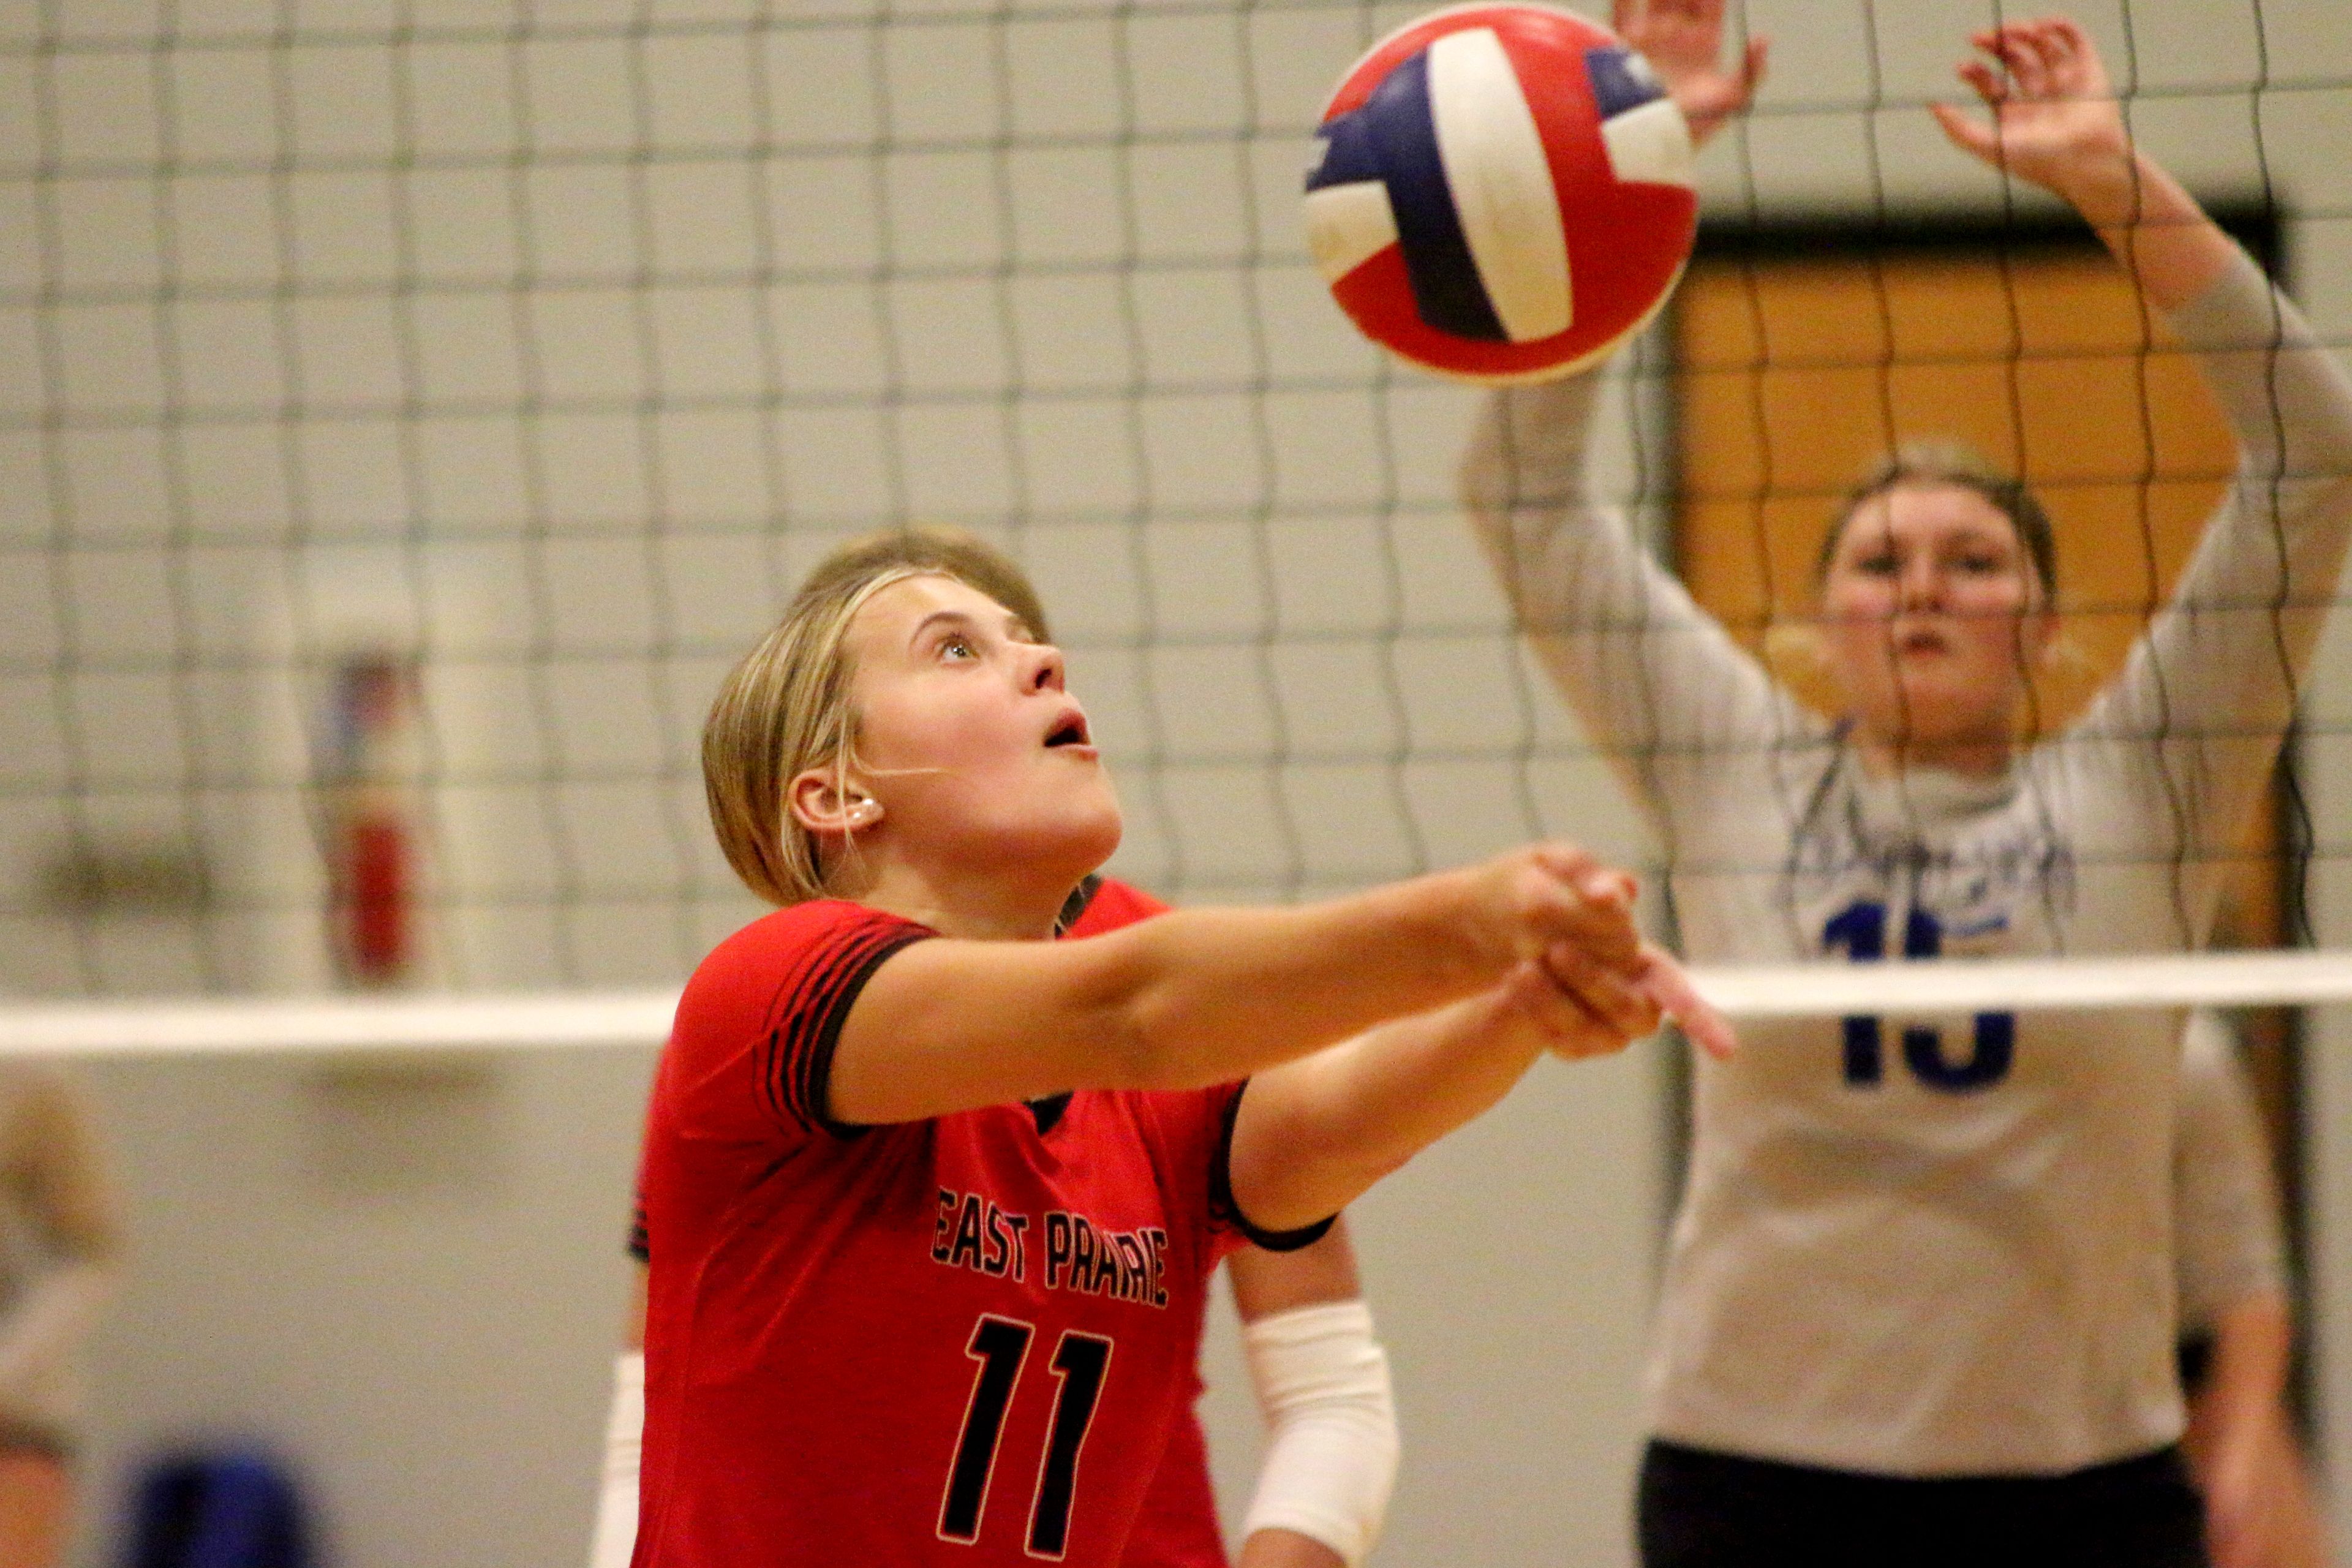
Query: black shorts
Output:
[[1638, 1439, 2207, 1568]]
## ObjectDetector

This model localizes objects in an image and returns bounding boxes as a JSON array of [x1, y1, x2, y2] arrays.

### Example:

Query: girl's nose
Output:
[[1027, 642, 1066, 692], [1899, 559, 1944, 610]]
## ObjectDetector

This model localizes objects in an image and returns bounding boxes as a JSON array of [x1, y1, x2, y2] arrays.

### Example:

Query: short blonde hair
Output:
[[702, 528, 1044, 907], [796, 526, 1051, 644]]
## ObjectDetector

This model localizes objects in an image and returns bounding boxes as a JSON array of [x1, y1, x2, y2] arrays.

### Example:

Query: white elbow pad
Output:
[[1239, 1300, 1399, 1568], [587, 1351, 644, 1568]]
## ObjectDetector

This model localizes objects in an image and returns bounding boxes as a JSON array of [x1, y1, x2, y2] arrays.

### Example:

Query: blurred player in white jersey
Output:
[[1468, 4, 2352, 1562]]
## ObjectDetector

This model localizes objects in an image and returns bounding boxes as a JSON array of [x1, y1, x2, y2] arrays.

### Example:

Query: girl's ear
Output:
[[789, 771, 881, 839], [2022, 603, 2062, 667]]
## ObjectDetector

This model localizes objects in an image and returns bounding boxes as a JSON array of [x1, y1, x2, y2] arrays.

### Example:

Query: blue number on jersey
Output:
[[1823, 900, 2014, 1091]]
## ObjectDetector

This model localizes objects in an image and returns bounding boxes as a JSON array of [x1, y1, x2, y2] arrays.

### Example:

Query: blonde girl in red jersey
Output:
[[630, 534, 1728, 1565], [591, 532, 1400, 1568]]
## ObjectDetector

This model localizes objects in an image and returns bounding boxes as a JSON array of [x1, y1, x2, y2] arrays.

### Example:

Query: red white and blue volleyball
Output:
[[1305, 4, 1698, 384]]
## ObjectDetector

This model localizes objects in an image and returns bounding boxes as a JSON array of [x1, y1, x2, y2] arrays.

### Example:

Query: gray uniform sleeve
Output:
[[2074, 250, 2352, 905], [2175, 1010, 2290, 1334], [1462, 370, 1808, 839]]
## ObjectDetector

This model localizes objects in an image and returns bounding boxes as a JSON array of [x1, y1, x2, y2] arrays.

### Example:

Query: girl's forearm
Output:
[[2195, 1294, 2293, 1469], [1227, 985, 1556, 1231], [1107, 870, 1508, 1088], [835, 852, 1636, 1125], [1070, 847, 1642, 1094], [2061, 149, 2237, 314]]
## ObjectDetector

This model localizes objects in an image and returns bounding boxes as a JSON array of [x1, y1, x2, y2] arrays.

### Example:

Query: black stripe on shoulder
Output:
[[785, 932, 903, 1126], [753, 936, 828, 1131], [1208, 1082, 1336, 1254], [776, 922, 932, 1138], [763, 930, 868, 1128]]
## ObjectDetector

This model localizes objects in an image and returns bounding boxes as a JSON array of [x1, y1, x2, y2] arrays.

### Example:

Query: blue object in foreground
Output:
[[124, 1449, 312, 1568]]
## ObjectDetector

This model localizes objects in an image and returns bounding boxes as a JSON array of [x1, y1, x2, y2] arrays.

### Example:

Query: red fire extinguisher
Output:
[[322, 651, 416, 986]]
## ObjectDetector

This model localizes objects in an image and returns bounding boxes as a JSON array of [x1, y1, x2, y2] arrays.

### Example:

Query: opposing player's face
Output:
[[843, 575, 1121, 874], [1817, 483, 2052, 766]]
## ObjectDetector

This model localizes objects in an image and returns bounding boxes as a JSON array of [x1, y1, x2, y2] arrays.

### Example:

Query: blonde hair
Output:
[[703, 528, 1046, 907], [797, 527, 1050, 644]]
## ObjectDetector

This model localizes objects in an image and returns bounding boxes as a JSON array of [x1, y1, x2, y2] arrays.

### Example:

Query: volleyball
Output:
[[1304, 3, 1698, 384]]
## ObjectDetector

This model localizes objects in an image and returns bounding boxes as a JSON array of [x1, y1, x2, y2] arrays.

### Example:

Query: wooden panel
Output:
[[1675, 249, 2237, 737]]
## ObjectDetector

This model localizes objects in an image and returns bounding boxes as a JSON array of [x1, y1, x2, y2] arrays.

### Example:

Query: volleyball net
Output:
[[2, 0, 2349, 1026], [9, 9, 2352, 1565]]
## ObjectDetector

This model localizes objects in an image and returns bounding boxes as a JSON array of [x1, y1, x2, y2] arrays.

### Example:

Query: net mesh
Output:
[[15, 14, 2352, 1563], [2, 0, 2348, 1011]]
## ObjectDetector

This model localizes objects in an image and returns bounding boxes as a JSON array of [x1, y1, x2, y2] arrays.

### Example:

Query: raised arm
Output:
[[831, 845, 1673, 1127], [1939, 22, 2352, 867], [2090, 247, 2352, 864], [1466, 0, 1795, 828], [1466, 364, 1808, 848]]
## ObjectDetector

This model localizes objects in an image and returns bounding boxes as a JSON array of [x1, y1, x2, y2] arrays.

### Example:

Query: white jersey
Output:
[[1464, 249, 2352, 1475], [2174, 1011, 2288, 1335]]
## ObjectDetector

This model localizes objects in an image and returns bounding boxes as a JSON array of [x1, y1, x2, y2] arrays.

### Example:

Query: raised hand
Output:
[[1930, 17, 2132, 202], [1611, 0, 1768, 146], [1930, 15, 2235, 310]]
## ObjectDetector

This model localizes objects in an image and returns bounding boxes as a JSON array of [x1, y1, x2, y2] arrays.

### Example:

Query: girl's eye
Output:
[[940, 634, 978, 661], [1856, 554, 1898, 576]]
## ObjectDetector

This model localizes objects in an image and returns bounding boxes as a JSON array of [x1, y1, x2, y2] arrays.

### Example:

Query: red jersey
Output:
[[1060, 875, 1172, 941], [1070, 880, 1231, 1568], [636, 892, 1269, 1567], [1120, 1399, 1229, 1568]]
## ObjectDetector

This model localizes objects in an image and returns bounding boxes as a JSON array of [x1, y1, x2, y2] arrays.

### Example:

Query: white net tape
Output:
[[6, 952, 2346, 1057]]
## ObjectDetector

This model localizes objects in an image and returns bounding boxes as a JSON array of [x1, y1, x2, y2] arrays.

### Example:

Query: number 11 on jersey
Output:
[[939, 1313, 1114, 1559]]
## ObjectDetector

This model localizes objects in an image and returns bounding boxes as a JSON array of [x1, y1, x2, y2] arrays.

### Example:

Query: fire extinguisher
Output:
[[321, 650, 416, 986]]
